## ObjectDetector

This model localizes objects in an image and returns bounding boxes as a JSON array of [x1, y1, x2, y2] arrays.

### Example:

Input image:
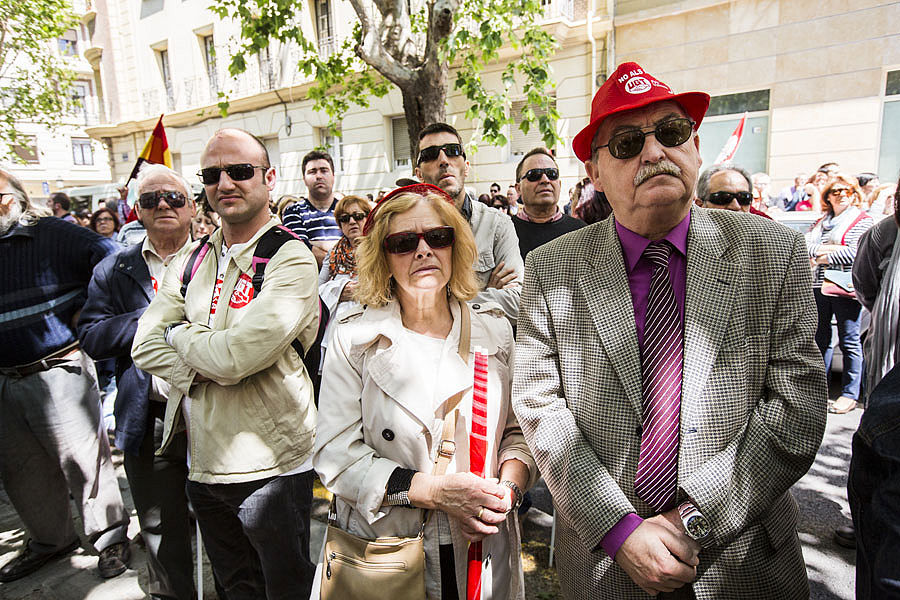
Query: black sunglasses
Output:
[[519, 167, 560, 182], [138, 190, 188, 209], [383, 226, 455, 254], [417, 143, 466, 165], [337, 211, 369, 224], [197, 164, 268, 185], [707, 191, 752, 206], [594, 118, 695, 160]]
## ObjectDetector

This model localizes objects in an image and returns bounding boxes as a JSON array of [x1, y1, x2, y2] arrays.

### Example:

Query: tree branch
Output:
[[348, 0, 414, 86]]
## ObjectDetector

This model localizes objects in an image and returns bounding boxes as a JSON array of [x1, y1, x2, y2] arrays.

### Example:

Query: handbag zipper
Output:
[[326, 551, 407, 578]]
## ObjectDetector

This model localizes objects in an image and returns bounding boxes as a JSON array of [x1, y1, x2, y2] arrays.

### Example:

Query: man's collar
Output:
[[142, 234, 192, 262], [615, 210, 691, 273], [460, 192, 474, 222], [518, 206, 563, 223], [0, 220, 35, 241]]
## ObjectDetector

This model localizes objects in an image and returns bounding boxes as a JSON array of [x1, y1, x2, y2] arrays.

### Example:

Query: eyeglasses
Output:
[[95, 216, 115, 223], [383, 226, 455, 254], [138, 190, 188, 209], [594, 118, 695, 160], [519, 167, 560, 182], [417, 143, 466, 165], [337, 211, 369, 224], [707, 191, 752, 207], [829, 188, 855, 199], [197, 164, 268, 185]]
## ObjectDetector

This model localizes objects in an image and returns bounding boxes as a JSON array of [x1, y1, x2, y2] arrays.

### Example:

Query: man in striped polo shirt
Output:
[[282, 149, 342, 268], [0, 168, 131, 582]]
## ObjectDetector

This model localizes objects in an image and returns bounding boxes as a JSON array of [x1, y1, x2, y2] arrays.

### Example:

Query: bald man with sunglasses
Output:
[[133, 128, 321, 598], [513, 62, 826, 599]]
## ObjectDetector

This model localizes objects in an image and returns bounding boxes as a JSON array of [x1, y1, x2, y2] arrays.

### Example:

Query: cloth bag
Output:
[[320, 301, 472, 600], [821, 269, 856, 298]]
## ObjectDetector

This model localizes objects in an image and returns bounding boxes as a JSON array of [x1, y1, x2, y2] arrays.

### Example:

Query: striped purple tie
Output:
[[633, 241, 683, 512]]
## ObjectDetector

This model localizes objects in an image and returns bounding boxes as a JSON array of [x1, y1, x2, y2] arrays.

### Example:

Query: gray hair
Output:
[[136, 163, 193, 199], [0, 167, 51, 226], [697, 162, 753, 202]]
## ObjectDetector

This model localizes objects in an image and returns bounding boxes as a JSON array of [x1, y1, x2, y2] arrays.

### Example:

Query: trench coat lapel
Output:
[[578, 218, 644, 418], [358, 302, 475, 430], [681, 207, 739, 424]]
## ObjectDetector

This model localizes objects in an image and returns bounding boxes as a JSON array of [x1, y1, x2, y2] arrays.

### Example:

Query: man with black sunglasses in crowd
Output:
[[414, 122, 524, 321], [696, 162, 772, 219], [513, 62, 825, 599], [511, 146, 586, 259], [133, 128, 321, 599], [78, 163, 196, 599]]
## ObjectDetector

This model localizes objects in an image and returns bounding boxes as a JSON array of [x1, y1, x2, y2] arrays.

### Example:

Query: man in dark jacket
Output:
[[77, 163, 196, 600], [0, 169, 130, 582]]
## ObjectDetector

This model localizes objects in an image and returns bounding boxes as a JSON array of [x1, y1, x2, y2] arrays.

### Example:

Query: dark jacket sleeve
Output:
[[853, 218, 898, 312], [77, 254, 146, 360]]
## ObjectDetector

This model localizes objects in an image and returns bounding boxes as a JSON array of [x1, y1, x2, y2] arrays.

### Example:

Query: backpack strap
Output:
[[250, 225, 301, 295], [180, 235, 211, 298]]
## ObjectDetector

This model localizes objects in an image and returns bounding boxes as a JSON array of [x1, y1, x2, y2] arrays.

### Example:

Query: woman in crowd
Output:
[[191, 206, 220, 239], [491, 194, 511, 215], [313, 184, 536, 599], [806, 174, 875, 414], [317, 194, 372, 369], [276, 194, 299, 221], [89, 207, 120, 239]]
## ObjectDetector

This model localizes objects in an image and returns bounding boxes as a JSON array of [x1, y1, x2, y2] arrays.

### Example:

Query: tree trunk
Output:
[[399, 68, 447, 175]]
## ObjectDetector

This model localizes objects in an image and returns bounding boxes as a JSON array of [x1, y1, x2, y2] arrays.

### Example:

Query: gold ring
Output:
[[477, 507, 484, 520]]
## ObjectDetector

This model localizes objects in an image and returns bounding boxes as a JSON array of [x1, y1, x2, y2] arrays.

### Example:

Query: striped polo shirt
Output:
[[281, 198, 341, 246], [0, 217, 118, 367]]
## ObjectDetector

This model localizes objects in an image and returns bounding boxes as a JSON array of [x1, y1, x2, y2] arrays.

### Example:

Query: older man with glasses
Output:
[[413, 122, 524, 322], [78, 163, 197, 599], [133, 128, 321, 599], [513, 62, 826, 599], [696, 162, 773, 219]]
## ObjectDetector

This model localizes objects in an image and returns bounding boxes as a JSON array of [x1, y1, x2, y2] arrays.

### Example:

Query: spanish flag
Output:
[[127, 115, 172, 183]]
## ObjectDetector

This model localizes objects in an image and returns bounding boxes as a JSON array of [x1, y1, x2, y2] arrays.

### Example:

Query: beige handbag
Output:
[[320, 301, 471, 600]]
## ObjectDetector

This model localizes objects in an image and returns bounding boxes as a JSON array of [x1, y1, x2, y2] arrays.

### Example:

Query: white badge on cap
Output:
[[625, 76, 652, 95]]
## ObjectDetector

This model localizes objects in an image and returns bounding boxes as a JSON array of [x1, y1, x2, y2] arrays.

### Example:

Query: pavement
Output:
[[0, 404, 861, 599]]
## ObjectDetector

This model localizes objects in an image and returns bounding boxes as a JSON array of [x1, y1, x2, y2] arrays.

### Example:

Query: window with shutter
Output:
[[392, 116, 411, 168], [510, 99, 555, 156]]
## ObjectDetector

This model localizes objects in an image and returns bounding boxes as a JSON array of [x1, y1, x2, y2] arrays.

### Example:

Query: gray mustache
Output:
[[634, 160, 682, 187]]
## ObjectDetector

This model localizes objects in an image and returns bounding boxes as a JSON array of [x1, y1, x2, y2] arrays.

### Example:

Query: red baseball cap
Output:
[[362, 183, 454, 235], [572, 62, 710, 162]]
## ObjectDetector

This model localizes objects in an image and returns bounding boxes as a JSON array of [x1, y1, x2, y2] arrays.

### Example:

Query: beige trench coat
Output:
[[313, 299, 537, 599]]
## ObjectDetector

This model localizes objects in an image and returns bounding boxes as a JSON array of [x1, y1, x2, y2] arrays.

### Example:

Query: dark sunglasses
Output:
[[707, 191, 752, 207], [595, 117, 695, 160], [197, 164, 268, 185], [383, 226, 455, 254], [417, 143, 466, 165], [828, 188, 855, 199], [520, 167, 559, 182], [337, 211, 369, 224], [138, 190, 188, 209]]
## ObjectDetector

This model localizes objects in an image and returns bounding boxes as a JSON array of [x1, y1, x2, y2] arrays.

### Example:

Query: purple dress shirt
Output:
[[599, 212, 690, 559]]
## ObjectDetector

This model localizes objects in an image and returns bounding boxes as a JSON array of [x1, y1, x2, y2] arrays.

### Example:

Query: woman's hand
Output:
[[409, 472, 509, 542], [339, 280, 358, 302]]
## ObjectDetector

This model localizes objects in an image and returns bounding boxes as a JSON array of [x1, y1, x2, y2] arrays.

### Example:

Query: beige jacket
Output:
[[132, 218, 320, 484], [313, 299, 538, 599]]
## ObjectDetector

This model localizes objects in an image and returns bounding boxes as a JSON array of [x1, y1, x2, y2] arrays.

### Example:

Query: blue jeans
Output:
[[186, 470, 315, 600], [813, 288, 863, 400]]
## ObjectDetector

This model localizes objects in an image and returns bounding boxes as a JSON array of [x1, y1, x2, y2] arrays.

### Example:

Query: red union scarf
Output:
[[467, 349, 489, 600]]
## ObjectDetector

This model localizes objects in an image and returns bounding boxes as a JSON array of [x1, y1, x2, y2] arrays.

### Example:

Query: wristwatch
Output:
[[678, 501, 711, 541], [500, 480, 523, 513]]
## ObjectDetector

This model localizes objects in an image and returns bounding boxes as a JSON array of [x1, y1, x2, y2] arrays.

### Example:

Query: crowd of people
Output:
[[1, 59, 899, 600]]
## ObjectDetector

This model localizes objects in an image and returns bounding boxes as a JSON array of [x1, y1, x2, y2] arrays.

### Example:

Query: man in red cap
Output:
[[513, 62, 826, 599]]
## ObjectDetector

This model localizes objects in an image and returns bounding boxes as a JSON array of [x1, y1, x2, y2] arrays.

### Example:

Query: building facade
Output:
[[81, 0, 900, 200], [4, 0, 112, 203]]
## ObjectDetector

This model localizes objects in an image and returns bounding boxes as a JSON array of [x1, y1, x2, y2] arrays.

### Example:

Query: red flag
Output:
[[467, 349, 489, 600], [124, 115, 173, 221], [713, 112, 747, 165]]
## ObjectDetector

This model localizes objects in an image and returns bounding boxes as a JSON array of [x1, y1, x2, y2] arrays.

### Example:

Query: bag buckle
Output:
[[438, 439, 456, 459]]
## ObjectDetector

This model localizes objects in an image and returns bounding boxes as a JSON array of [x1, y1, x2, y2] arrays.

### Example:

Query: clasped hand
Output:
[[616, 509, 701, 597], [414, 472, 511, 542]]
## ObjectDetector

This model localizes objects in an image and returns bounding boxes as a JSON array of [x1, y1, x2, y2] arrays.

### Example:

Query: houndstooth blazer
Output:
[[512, 206, 827, 600]]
